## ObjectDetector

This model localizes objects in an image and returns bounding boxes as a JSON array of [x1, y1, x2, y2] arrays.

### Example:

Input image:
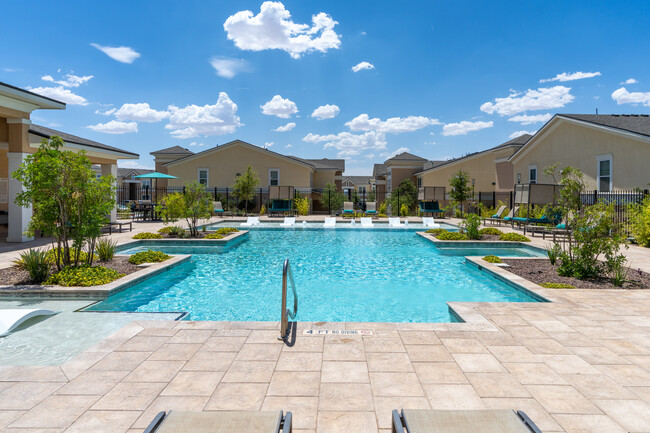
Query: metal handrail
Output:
[[278, 258, 298, 340]]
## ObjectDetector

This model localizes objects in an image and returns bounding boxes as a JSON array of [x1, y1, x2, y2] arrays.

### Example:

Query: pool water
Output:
[[90, 230, 540, 322]]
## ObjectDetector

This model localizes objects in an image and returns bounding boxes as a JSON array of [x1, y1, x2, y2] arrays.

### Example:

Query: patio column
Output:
[[6, 118, 32, 242], [101, 163, 118, 222]]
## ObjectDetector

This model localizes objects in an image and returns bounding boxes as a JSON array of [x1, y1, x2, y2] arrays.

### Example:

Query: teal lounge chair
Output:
[[270, 199, 293, 216], [419, 201, 445, 217], [342, 201, 355, 217], [484, 205, 507, 225], [213, 201, 224, 217], [365, 201, 377, 217]]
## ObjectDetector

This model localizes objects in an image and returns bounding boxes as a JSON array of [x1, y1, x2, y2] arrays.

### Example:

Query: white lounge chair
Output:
[[324, 217, 336, 228], [421, 217, 441, 228], [240, 216, 260, 227], [280, 217, 296, 227], [389, 217, 402, 227], [360, 217, 374, 228], [0, 309, 56, 337]]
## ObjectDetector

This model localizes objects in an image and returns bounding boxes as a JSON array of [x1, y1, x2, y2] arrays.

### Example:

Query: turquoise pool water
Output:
[[90, 230, 541, 322]]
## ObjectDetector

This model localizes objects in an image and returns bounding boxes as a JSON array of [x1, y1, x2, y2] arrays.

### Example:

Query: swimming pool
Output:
[[90, 229, 541, 322], [206, 221, 459, 231]]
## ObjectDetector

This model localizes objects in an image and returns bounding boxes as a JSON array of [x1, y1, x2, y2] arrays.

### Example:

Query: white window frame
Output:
[[596, 154, 613, 192], [197, 168, 209, 186], [269, 168, 280, 186], [528, 165, 537, 184]]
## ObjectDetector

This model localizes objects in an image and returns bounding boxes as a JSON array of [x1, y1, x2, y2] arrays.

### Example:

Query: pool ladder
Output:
[[278, 258, 298, 340]]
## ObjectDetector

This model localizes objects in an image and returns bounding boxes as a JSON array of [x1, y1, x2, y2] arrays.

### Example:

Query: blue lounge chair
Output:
[[419, 201, 445, 217], [213, 201, 224, 217], [270, 199, 293, 216], [365, 201, 377, 217], [342, 201, 355, 218]]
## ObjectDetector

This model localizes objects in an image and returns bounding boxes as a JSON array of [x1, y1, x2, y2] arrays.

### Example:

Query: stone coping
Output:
[[118, 229, 248, 250], [416, 231, 546, 253]]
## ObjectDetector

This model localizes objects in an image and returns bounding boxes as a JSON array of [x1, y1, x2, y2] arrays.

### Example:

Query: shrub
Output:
[[546, 242, 562, 266], [482, 255, 502, 263], [378, 202, 387, 215], [539, 282, 576, 289], [204, 233, 223, 239], [96, 238, 117, 261], [44, 248, 97, 265], [14, 249, 50, 283], [461, 214, 481, 240], [630, 196, 650, 247], [605, 252, 628, 287], [161, 226, 186, 238], [425, 228, 444, 235], [499, 233, 530, 242], [294, 194, 310, 216], [378, 213, 388, 218], [133, 232, 163, 239], [216, 227, 239, 235], [128, 250, 171, 265], [320, 183, 345, 214], [479, 227, 503, 236], [400, 203, 409, 217], [260, 204, 267, 215], [46, 265, 124, 287], [436, 230, 469, 241]]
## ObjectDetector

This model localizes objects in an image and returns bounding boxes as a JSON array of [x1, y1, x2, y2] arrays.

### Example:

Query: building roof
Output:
[[493, 133, 532, 149], [290, 157, 345, 171], [422, 160, 447, 170], [558, 114, 650, 138], [343, 176, 372, 185], [386, 151, 428, 162], [117, 168, 155, 178], [373, 163, 387, 177], [150, 145, 194, 155], [0, 81, 66, 110], [29, 124, 138, 158]]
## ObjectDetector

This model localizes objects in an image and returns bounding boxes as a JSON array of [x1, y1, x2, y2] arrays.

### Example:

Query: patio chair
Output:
[[280, 217, 296, 227], [484, 205, 507, 224], [240, 216, 260, 227], [360, 217, 374, 228], [392, 409, 542, 433], [488, 206, 518, 226], [1, 309, 56, 337], [342, 201, 355, 218], [365, 201, 377, 217], [270, 199, 293, 217], [419, 201, 446, 217], [389, 217, 402, 227], [143, 410, 292, 433], [421, 217, 440, 228], [213, 201, 225, 217], [324, 217, 337, 228]]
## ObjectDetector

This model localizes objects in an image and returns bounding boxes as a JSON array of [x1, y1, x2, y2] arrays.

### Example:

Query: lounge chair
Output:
[[324, 217, 336, 228], [280, 217, 296, 227], [342, 201, 355, 218], [419, 201, 446, 217], [488, 206, 518, 226], [389, 217, 402, 227], [269, 199, 293, 217], [240, 216, 260, 227], [421, 217, 440, 228], [213, 201, 225, 217], [360, 217, 374, 228], [144, 410, 292, 433], [1, 309, 56, 337], [392, 409, 542, 433], [365, 201, 377, 217], [483, 205, 507, 224]]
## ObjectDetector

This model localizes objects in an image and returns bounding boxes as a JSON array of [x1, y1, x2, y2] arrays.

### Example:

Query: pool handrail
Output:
[[279, 258, 298, 340]]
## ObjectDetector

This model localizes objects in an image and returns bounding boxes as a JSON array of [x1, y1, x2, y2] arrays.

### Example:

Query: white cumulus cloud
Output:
[[90, 43, 141, 64], [442, 120, 493, 136], [345, 114, 439, 133], [380, 147, 410, 159], [27, 86, 89, 105], [264, 141, 274, 148], [209, 57, 249, 79], [285, 143, 293, 149], [509, 130, 537, 139], [351, 61, 374, 72], [118, 160, 154, 170], [620, 78, 638, 85], [224, 1, 341, 59], [189, 142, 206, 147], [113, 103, 169, 122], [165, 92, 243, 138], [261, 95, 298, 118], [42, 73, 93, 88], [480, 86, 574, 116], [507, 113, 552, 125], [87, 120, 138, 134], [311, 104, 340, 120], [540, 71, 601, 83], [303, 131, 387, 159], [274, 122, 296, 132], [611, 87, 650, 106]]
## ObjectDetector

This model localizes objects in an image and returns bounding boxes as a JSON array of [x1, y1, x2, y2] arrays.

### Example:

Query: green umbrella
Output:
[[135, 172, 178, 203]]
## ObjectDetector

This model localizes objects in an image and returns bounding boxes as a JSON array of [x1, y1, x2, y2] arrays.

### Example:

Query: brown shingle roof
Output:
[[559, 114, 650, 137], [150, 145, 194, 155], [386, 151, 428, 162], [29, 124, 138, 157]]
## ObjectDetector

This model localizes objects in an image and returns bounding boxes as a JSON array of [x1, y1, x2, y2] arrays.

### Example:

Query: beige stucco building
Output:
[[510, 114, 650, 191]]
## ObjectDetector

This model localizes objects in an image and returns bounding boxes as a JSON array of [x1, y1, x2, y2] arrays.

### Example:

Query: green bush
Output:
[[204, 233, 224, 239], [215, 227, 239, 235], [479, 227, 503, 236], [46, 265, 124, 287], [14, 248, 50, 283], [260, 204, 267, 215], [461, 214, 481, 240], [630, 196, 650, 247], [546, 243, 562, 266], [425, 228, 444, 235], [294, 194, 310, 216], [96, 238, 117, 261], [378, 213, 388, 218], [41, 248, 97, 265], [482, 255, 502, 263], [499, 233, 531, 242], [400, 203, 409, 217], [378, 202, 387, 215], [128, 250, 171, 265], [539, 282, 576, 289], [157, 226, 186, 237], [436, 230, 469, 241], [133, 232, 163, 239]]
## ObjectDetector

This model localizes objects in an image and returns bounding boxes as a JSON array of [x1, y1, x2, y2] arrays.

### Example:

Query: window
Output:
[[597, 155, 612, 192], [529, 165, 537, 184], [517, 173, 521, 184], [198, 168, 209, 186], [269, 169, 279, 186], [358, 186, 366, 198], [417, 177, 422, 188]]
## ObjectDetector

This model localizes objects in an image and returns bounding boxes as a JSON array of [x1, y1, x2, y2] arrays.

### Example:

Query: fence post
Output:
[[182, 186, 186, 195], [225, 188, 229, 211], [214, 188, 217, 201], [397, 190, 400, 215], [328, 189, 331, 215], [492, 191, 496, 209], [593, 189, 598, 205]]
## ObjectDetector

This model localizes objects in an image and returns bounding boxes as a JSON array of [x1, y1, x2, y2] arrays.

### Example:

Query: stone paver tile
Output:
[[0, 411, 23, 429], [316, 411, 377, 433], [115, 336, 168, 352], [542, 354, 602, 375], [441, 338, 489, 354], [520, 338, 571, 355], [321, 361, 369, 383], [166, 329, 214, 344], [55, 370, 129, 395], [472, 331, 520, 346], [466, 373, 531, 398], [64, 410, 141, 433], [452, 353, 506, 373], [246, 330, 282, 343], [262, 396, 318, 430], [132, 396, 208, 429], [547, 332, 597, 347], [625, 355, 650, 371], [148, 343, 202, 361], [282, 336, 325, 352], [502, 325, 548, 340], [174, 321, 227, 330], [598, 339, 647, 356], [227, 321, 279, 330], [90, 351, 150, 371], [234, 343, 282, 361], [318, 383, 374, 411], [412, 362, 467, 384], [526, 385, 601, 414], [369, 372, 424, 396], [202, 336, 248, 352], [570, 346, 630, 365], [161, 371, 224, 396], [1, 366, 68, 382], [136, 327, 178, 337], [9, 395, 99, 429], [487, 345, 540, 363], [221, 361, 276, 383], [325, 335, 362, 344], [60, 351, 109, 380], [92, 382, 166, 411], [553, 414, 627, 433], [593, 399, 650, 433], [399, 331, 440, 345], [363, 337, 405, 353], [530, 320, 574, 333], [405, 344, 453, 362], [422, 384, 485, 410], [483, 398, 562, 432], [0, 382, 63, 410], [367, 352, 413, 372], [123, 360, 185, 383], [214, 328, 252, 337], [503, 362, 568, 385], [372, 397, 430, 429], [563, 374, 636, 399], [182, 351, 236, 372], [628, 386, 650, 404], [595, 364, 650, 386], [276, 352, 322, 371], [322, 342, 365, 361], [204, 383, 267, 410], [268, 372, 320, 397]]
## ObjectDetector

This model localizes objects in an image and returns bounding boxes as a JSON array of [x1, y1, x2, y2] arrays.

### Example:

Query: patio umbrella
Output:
[[134, 172, 178, 203]]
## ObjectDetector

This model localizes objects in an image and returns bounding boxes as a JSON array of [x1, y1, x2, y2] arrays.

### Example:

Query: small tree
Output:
[[319, 182, 344, 214], [232, 165, 259, 214], [294, 193, 311, 216], [159, 181, 212, 237], [390, 179, 418, 214], [449, 170, 472, 214], [367, 189, 376, 202]]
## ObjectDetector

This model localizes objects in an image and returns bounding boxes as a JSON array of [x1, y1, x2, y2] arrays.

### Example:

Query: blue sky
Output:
[[2, 1, 650, 174]]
